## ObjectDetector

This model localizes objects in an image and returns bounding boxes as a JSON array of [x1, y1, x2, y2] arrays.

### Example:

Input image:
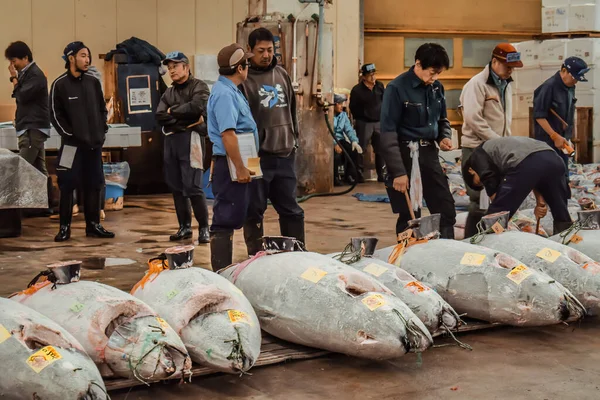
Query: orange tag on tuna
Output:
[[26, 346, 62, 373], [228, 310, 252, 326], [570, 234, 583, 244], [582, 262, 600, 274], [405, 281, 430, 294], [492, 222, 505, 234]]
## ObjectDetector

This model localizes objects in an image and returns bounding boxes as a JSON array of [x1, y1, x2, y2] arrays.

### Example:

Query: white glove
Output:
[[352, 142, 363, 154]]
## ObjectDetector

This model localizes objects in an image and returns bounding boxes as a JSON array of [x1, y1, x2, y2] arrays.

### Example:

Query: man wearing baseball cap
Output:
[[333, 93, 362, 186], [349, 63, 386, 182], [533, 56, 588, 190], [207, 43, 258, 271], [155, 51, 211, 245], [459, 43, 522, 238], [50, 41, 114, 242]]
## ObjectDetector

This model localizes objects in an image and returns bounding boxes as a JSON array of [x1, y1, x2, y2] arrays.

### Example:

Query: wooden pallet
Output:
[[534, 31, 600, 40], [105, 321, 499, 392]]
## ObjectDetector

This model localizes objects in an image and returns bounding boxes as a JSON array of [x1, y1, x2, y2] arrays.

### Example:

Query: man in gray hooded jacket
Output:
[[240, 27, 305, 255]]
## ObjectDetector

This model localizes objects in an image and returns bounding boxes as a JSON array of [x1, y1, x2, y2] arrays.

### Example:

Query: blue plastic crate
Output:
[[105, 183, 124, 201]]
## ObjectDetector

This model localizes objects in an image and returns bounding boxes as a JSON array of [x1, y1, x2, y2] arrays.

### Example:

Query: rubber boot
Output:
[[170, 193, 192, 241], [464, 211, 485, 239], [280, 217, 306, 250], [553, 220, 573, 235], [190, 194, 210, 244], [243, 220, 264, 256], [210, 230, 233, 272], [439, 225, 455, 240], [84, 189, 115, 238], [54, 189, 73, 242]]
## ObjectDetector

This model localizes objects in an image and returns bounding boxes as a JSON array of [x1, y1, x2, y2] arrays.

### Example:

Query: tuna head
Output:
[[104, 315, 191, 383], [492, 253, 586, 325]]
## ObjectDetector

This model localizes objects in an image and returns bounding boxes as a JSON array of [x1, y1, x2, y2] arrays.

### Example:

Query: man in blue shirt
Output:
[[207, 43, 259, 271], [333, 94, 362, 186]]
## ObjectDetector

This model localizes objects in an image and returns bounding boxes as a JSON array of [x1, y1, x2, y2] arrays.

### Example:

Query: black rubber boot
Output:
[[84, 189, 115, 238], [280, 217, 306, 250], [439, 225, 455, 240], [243, 220, 264, 256], [54, 189, 73, 242], [553, 220, 573, 235], [190, 194, 210, 243], [170, 193, 192, 241], [210, 230, 233, 272], [464, 211, 485, 239]]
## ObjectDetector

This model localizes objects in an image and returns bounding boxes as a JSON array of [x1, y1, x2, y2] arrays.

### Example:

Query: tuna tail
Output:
[[225, 327, 254, 374], [560, 292, 587, 322], [393, 309, 433, 354], [80, 381, 111, 400]]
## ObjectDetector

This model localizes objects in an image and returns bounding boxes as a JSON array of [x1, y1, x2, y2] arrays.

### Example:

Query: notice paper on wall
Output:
[[227, 133, 263, 181]]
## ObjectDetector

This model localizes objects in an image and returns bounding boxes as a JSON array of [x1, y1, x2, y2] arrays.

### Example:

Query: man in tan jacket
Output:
[[459, 43, 522, 237]]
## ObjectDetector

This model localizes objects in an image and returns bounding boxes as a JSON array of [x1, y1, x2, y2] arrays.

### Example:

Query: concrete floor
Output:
[[2, 182, 600, 399]]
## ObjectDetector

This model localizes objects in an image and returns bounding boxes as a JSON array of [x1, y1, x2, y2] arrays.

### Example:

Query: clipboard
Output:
[[226, 132, 263, 181]]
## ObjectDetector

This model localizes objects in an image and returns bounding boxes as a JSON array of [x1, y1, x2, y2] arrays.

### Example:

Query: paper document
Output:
[[227, 132, 262, 181], [59, 145, 77, 169]]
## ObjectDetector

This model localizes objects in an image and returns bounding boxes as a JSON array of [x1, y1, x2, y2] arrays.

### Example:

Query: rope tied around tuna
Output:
[[559, 215, 592, 245], [90, 381, 112, 400], [127, 335, 192, 385], [392, 308, 428, 354], [333, 242, 363, 265], [435, 324, 473, 351], [469, 220, 494, 245]]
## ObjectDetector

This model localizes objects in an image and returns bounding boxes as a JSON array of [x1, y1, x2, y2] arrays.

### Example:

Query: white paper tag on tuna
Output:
[[0, 324, 11, 344], [300, 267, 327, 283], [363, 263, 388, 277], [460, 253, 486, 266], [362, 294, 386, 311], [26, 346, 62, 373], [228, 310, 252, 326], [506, 264, 533, 285], [536, 248, 561, 263], [58, 145, 77, 169]]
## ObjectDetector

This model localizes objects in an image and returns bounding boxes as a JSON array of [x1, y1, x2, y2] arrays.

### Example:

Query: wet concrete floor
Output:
[[1, 183, 599, 399]]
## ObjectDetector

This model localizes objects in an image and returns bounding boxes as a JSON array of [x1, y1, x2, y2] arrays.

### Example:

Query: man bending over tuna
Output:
[[462, 136, 572, 234]]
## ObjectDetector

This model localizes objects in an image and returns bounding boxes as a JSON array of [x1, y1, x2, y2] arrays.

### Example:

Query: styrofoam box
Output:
[[540, 39, 568, 66], [541, 66, 559, 83], [567, 38, 600, 66], [513, 41, 541, 68], [542, 6, 569, 33], [511, 117, 532, 137], [512, 92, 534, 119], [569, 4, 600, 31], [513, 67, 543, 93]]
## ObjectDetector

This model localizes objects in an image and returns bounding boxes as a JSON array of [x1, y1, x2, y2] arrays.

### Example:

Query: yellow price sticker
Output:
[[536, 248, 561, 263], [506, 264, 533, 285], [570, 234, 583, 244], [491, 222, 505, 234], [0, 324, 11, 345], [362, 294, 387, 311], [228, 310, 252, 326], [405, 281, 430, 294], [300, 267, 327, 283], [363, 263, 388, 277], [26, 346, 62, 373], [460, 253, 486, 266], [156, 317, 171, 331]]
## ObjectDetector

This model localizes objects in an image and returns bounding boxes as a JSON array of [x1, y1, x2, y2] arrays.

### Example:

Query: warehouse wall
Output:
[[0, 0, 360, 118]]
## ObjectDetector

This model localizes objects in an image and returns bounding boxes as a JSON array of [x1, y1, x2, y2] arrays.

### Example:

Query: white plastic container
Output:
[[513, 67, 543, 93], [513, 40, 541, 68], [569, 4, 600, 31], [541, 65, 560, 83], [540, 39, 569, 66], [512, 92, 535, 119], [542, 6, 569, 33], [566, 38, 600, 66]]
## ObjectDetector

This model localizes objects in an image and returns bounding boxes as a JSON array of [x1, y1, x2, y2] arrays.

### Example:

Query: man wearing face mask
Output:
[[350, 63, 385, 183], [379, 43, 456, 239], [156, 51, 210, 244], [459, 43, 523, 237], [50, 41, 114, 242], [239, 28, 305, 256]]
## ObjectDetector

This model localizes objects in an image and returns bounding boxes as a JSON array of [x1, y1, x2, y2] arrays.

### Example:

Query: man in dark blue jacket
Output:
[[5, 41, 52, 214], [50, 41, 114, 242]]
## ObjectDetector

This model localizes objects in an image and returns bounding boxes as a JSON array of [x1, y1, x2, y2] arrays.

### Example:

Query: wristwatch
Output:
[[9, 76, 17, 83]]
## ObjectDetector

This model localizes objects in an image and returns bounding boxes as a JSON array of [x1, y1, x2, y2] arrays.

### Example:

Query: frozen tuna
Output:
[[550, 209, 600, 261], [329, 237, 462, 334], [475, 230, 600, 315], [374, 240, 585, 326], [219, 242, 433, 360], [0, 298, 108, 399], [131, 246, 261, 373], [10, 261, 192, 383]]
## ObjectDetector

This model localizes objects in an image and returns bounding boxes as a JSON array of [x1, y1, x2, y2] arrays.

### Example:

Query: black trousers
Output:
[[333, 140, 359, 181], [163, 131, 204, 197], [210, 157, 251, 232], [355, 120, 385, 179], [246, 152, 304, 224], [487, 151, 571, 223], [385, 142, 456, 236]]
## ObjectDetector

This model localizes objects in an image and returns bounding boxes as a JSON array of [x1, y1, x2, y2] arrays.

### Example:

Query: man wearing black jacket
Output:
[[379, 43, 456, 239], [240, 28, 305, 255], [5, 41, 52, 213], [50, 41, 114, 242], [156, 51, 210, 244]]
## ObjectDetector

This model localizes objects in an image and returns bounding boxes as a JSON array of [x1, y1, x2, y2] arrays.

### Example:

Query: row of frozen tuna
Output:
[[4, 215, 600, 399]]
